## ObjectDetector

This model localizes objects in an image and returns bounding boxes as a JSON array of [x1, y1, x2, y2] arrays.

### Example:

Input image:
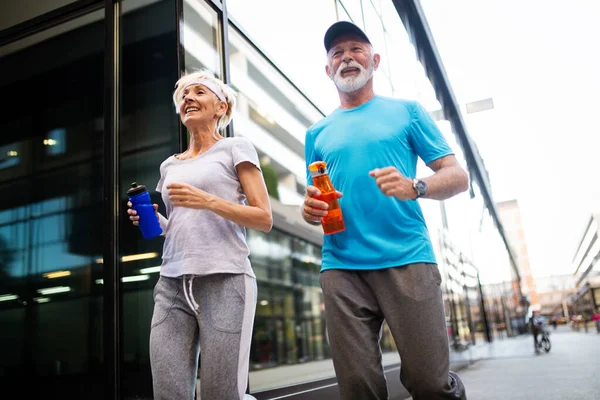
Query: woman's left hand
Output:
[[167, 182, 214, 209]]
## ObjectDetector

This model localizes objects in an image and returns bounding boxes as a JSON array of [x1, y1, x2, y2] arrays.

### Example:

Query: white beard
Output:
[[332, 60, 374, 93]]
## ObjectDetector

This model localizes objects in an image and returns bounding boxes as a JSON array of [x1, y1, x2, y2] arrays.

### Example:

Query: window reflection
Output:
[[248, 230, 292, 286], [0, 7, 105, 398], [119, 0, 182, 397], [227, 0, 339, 113], [229, 27, 323, 206], [247, 230, 329, 389], [183, 0, 221, 75], [247, 228, 398, 392]]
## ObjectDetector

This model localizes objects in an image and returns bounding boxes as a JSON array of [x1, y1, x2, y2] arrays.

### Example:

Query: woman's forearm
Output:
[[206, 196, 272, 232]]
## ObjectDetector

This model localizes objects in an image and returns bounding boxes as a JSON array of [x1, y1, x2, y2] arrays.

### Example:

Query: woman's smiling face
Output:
[[179, 84, 225, 128]]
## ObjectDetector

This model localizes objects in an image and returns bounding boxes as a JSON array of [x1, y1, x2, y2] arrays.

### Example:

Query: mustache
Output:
[[335, 61, 365, 76]]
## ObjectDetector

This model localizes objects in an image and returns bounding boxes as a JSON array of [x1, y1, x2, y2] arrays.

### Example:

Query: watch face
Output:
[[416, 180, 427, 195]]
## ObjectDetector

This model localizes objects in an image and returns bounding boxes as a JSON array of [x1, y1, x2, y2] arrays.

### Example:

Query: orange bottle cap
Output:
[[308, 161, 328, 177], [308, 161, 327, 172]]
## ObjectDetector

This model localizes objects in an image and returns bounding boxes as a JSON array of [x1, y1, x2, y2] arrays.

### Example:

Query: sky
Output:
[[420, 0, 600, 278]]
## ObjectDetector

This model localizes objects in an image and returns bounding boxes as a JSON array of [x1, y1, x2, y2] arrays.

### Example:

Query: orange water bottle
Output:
[[308, 161, 345, 235]]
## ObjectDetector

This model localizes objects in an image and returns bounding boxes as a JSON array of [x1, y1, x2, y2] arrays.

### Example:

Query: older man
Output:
[[302, 21, 468, 400]]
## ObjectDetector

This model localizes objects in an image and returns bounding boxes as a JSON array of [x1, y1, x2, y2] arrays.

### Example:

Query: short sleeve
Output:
[[232, 137, 261, 171], [156, 162, 166, 192], [408, 101, 454, 164], [304, 129, 318, 186]]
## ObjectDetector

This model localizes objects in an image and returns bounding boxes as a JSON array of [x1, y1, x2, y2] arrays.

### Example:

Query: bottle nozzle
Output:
[[127, 182, 147, 196], [308, 161, 328, 177]]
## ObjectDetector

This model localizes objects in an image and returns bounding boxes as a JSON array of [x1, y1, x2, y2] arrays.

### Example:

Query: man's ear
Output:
[[325, 64, 333, 80], [373, 53, 381, 71]]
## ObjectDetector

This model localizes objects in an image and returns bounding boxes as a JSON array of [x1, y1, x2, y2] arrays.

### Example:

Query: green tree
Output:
[[261, 162, 279, 200]]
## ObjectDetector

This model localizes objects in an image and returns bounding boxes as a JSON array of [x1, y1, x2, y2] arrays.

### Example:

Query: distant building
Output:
[[570, 214, 600, 315], [496, 199, 539, 310], [534, 274, 576, 317]]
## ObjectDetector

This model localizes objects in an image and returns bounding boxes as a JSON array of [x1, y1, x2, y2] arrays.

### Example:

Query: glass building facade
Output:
[[571, 214, 600, 319], [0, 0, 522, 398]]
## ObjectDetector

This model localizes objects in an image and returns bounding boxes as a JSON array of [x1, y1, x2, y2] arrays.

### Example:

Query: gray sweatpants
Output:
[[149, 274, 256, 400], [321, 263, 466, 400]]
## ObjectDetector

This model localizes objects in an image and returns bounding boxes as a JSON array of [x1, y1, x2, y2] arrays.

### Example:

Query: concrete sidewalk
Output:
[[249, 326, 600, 399], [453, 329, 600, 400], [249, 344, 476, 398], [249, 352, 402, 393]]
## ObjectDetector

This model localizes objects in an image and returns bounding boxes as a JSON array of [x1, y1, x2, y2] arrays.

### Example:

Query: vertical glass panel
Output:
[[248, 230, 294, 372], [182, 0, 221, 75], [338, 0, 364, 26], [0, 8, 105, 398], [227, 0, 339, 113], [228, 26, 323, 206], [291, 237, 327, 362], [337, 0, 352, 22], [248, 230, 332, 393], [379, 0, 440, 109], [119, 0, 180, 398], [361, 0, 392, 97]]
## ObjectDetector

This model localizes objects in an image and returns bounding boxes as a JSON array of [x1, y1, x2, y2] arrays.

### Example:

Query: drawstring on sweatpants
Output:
[[182, 275, 200, 314]]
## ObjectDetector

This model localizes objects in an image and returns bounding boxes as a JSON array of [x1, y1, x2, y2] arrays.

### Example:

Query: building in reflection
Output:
[[0, 0, 525, 398], [570, 213, 600, 319]]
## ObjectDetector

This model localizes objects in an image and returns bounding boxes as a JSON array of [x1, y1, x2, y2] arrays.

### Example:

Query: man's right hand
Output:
[[302, 185, 343, 225]]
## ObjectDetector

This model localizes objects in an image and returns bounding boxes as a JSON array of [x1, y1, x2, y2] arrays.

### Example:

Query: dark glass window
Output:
[[119, 0, 180, 398], [0, 7, 105, 398]]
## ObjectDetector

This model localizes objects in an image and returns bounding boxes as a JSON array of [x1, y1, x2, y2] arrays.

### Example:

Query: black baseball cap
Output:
[[324, 21, 371, 53]]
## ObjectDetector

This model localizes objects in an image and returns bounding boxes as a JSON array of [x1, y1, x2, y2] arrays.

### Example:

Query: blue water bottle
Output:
[[127, 182, 162, 239]]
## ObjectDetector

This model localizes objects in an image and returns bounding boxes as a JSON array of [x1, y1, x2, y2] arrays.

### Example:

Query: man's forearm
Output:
[[421, 166, 469, 201]]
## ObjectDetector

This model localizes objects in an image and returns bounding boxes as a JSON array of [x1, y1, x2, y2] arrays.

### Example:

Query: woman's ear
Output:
[[216, 99, 228, 118]]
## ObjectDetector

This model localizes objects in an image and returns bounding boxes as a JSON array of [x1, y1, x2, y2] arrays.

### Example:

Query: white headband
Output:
[[183, 79, 226, 102]]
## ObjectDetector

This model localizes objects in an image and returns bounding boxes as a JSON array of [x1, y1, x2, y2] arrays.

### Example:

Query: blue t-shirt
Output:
[[305, 95, 453, 271]]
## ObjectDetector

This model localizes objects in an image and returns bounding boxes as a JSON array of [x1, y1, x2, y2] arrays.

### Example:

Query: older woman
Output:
[[127, 69, 272, 400]]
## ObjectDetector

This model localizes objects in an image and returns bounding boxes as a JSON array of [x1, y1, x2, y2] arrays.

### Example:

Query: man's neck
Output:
[[338, 84, 376, 110]]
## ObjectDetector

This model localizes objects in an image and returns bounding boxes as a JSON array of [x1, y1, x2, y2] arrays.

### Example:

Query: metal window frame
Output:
[[176, 0, 187, 149], [220, 0, 234, 138], [103, 0, 121, 398]]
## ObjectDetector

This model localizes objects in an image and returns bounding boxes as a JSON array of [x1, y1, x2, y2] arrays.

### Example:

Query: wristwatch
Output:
[[412, 178, 428, 199]]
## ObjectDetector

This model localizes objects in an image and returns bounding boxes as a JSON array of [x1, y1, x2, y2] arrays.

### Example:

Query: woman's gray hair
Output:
[[172, 69, 237, 132]]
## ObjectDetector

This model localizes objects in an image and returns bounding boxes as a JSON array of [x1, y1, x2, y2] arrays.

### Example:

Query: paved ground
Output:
[[249, 352, 402, 393], [451, 328, 600, 400], [249, 325, 599, 400]]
